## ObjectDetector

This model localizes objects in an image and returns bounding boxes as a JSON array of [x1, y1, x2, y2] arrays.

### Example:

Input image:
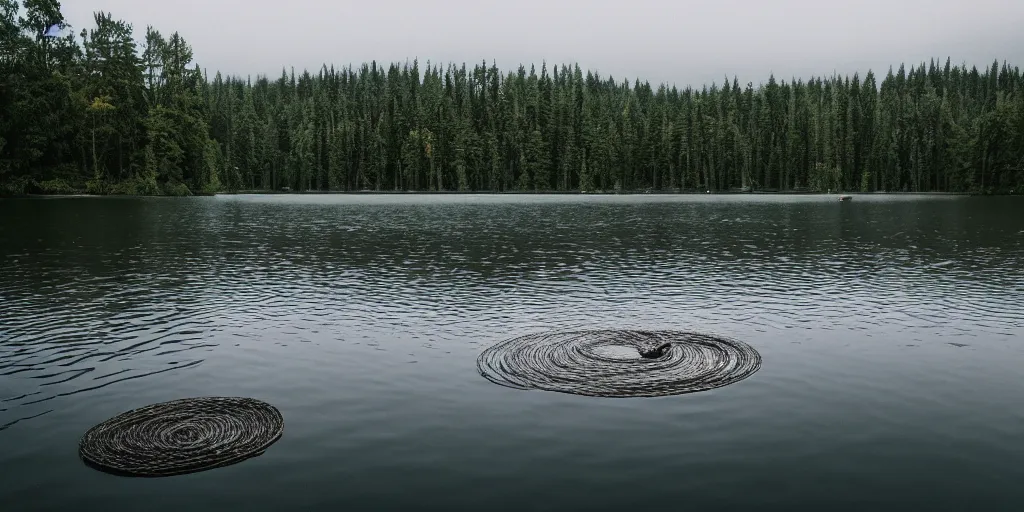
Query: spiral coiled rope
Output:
[[79, 397, 284, 477], [476, 329, 761, 398]]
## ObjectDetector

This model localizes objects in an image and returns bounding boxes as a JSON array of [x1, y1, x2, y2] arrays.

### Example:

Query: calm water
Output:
[[2, 193, 1023, 510]]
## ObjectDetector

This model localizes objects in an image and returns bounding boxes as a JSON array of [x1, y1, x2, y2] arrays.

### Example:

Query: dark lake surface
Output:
[[2, 193, 1023, 510]]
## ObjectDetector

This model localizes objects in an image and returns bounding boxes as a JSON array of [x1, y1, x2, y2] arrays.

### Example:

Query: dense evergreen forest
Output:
[[2, 2, 1023, 196]]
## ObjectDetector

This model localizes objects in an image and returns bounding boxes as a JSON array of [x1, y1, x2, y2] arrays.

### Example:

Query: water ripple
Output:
[[1, 195, 1023, 434]]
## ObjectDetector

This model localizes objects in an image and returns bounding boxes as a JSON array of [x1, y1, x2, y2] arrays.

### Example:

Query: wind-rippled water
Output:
[[2, 194, 1023, 510]]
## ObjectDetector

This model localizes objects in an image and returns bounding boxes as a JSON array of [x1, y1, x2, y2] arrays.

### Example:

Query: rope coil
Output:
[[476, 329, 761, 398], [79, 397, 284, 477]]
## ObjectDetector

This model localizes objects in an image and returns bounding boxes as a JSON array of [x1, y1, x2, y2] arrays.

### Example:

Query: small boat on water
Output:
[[838, 195, 852, 202]]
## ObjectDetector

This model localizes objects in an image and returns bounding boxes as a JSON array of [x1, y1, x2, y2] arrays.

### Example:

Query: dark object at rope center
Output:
[[638, 342, 672, 359]]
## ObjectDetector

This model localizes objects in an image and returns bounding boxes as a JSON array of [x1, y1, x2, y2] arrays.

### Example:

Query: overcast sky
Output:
[[60, 0, 1024, 88]]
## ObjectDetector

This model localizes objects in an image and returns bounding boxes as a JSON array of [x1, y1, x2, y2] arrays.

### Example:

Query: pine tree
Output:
[[2, 2, 1024, 196]]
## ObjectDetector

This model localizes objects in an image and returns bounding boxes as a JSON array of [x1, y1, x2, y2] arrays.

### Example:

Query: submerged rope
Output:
[[476, 329, 761, 398], [79, 397, 284, 477]]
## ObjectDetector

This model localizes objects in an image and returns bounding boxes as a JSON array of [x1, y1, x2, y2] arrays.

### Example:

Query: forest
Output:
[[2, 1, 1023, 196]]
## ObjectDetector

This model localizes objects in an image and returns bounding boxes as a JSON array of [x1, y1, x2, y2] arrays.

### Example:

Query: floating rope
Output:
[[79, 397, 284, 477], [476, 329, 761, 398]]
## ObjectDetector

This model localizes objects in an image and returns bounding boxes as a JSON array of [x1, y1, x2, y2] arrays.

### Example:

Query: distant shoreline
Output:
[[4, 189, 996, 199], [214, 189, 977, 196]]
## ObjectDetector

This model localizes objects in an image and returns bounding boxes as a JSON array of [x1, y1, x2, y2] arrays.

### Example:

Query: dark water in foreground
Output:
[[1, 194, 1023, 510]]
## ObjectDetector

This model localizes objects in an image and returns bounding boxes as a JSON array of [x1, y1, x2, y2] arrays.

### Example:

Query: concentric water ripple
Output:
[[476, 330, 762, 397], [79, 397, 284, 477], [1, 195, 1023, 434]]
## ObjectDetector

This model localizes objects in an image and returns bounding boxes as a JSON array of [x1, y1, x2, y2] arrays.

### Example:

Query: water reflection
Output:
[[0, 194, 1022, 509], [3, 195, 1023, 427]]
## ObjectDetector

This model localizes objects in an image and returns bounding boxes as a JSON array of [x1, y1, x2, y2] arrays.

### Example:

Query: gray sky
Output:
[[62, 0, 1024, 88]]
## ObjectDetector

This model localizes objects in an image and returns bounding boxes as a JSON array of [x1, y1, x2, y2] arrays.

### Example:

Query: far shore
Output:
[[5, 188, 1012, 199], [210, 189, 979, 196]]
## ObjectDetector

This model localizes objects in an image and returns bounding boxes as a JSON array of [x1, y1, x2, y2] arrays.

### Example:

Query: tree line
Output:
[[2, 2, 1022, 196]]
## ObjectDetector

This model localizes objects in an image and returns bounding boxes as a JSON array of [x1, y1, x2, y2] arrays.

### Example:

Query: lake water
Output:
[[1, 193, 1023, 510]]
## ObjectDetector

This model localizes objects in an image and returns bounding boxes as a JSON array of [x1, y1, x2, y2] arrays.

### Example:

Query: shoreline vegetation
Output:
[[0, 182, 1007, 197], [12, 188, 982, 199], [2, 3, 1023, 199]]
